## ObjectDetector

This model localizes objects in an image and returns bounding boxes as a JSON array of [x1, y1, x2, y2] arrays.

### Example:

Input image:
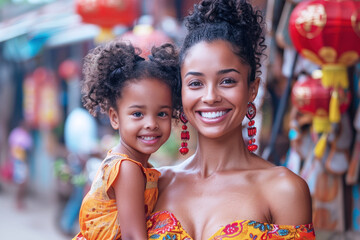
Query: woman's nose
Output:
[[201, 86, 221, 104]]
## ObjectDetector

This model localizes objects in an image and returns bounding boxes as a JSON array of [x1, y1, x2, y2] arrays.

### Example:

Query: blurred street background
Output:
[[0, 183, 68, 240], [0, 0, 360, 239]]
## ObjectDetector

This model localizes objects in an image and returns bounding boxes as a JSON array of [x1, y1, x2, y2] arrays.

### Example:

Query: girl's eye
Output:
[[132, 112, 143, 118], [158, 112, 169, 117], [221, 78, 236, 85]]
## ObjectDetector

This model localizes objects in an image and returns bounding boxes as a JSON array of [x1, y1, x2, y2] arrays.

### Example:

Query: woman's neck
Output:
[[189, 129, 252, 178]]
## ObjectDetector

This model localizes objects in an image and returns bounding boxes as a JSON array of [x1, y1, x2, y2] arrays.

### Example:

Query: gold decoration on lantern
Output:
[[106, 0, 124, 9], [351, 10, 360, 37], [319, 47, 337, 63], [295, 4, 327, 39], [78, 0, 97, 12], [338, 51, 359, 65], [302, 49, 323, 65]]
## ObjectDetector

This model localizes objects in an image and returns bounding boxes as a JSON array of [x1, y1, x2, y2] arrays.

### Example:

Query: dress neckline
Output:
[[107, 150, 159, 173], [147, 210, 314, 240]]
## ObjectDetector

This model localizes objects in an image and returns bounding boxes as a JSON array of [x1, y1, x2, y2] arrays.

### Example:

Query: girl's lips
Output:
[[138, 135, 160, 145]]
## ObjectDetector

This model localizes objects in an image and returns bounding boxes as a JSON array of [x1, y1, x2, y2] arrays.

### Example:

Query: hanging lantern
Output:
[[76, 0, 141, 43], [289, 0, 360, 124], [292, 74, 351, 130], [120, 24, 172, 58], [23, 67, 62, 130], [291, 73, 351, 158], [58, 59, 79, 82]]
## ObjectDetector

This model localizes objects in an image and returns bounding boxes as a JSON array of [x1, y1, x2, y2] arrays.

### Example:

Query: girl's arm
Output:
[[113, 160, 147, 240]]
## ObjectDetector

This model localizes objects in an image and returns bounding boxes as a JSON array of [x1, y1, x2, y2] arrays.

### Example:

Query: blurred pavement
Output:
[[0, 183, 71, 240]]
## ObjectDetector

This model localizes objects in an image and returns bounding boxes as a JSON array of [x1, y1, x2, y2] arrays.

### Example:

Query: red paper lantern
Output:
[[289, 0, 360, 123], [76, 0, 141, 42], [120, 24, 172, 58], [58, 59, 79, 81], [291, 74, 351, 134], [23, 67, 61, 129], [289, 0, 360, 74], [292, 75, 351, 116]]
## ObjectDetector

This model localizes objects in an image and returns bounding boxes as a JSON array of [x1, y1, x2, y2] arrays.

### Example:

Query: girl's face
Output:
[[109, 78, 173, 156], [181, 40, 259, 139]]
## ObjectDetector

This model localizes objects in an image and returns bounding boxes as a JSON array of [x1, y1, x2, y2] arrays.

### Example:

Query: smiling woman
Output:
[[181, 40, 255, 139], [147, 0, 316, 239]]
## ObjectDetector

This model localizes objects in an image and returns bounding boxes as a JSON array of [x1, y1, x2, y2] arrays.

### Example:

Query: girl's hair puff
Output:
[[82, 40, 181, 117], [180, 0, 266, 83]]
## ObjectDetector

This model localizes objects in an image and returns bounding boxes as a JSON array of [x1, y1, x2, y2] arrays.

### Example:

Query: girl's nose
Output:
[[145, 117, 159, 130]]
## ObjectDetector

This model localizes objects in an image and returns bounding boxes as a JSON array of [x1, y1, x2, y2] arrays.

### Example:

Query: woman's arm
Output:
[[113, 160, 147, 240], [267, 167, 313, 225]]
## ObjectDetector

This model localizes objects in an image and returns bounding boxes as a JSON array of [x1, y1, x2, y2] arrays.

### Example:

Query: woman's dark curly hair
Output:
[[180, 0, 266, 83], [82, 40, 181, 117]]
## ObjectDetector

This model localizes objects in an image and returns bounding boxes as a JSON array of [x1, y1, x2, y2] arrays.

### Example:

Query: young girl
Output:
[[73, 40, 180, 240]]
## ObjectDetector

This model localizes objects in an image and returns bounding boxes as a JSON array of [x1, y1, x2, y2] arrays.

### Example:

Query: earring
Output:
[[179, 112, 189, 155], [246, 102, 258, 152]]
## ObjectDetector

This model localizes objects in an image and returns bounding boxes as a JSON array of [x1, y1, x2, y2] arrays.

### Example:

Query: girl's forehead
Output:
[[123, 78, 171, 93]]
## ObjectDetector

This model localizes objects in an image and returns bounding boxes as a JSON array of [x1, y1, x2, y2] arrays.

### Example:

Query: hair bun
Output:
[[149, 43, 178, 72], [186, 0, 259, 35]]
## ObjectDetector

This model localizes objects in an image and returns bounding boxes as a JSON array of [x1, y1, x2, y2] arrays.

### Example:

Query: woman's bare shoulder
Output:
[[261, 165, 313, 225], [156, 158, 192, 190]]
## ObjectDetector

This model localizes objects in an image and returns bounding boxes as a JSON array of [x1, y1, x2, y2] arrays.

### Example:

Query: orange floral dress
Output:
[[147, 211, 316, 240], [73, 151, 160, 240]]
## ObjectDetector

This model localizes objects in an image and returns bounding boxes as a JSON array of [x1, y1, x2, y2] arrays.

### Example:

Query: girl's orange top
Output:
[[147, 211, 316, 240], [73, 151, 160, 240]]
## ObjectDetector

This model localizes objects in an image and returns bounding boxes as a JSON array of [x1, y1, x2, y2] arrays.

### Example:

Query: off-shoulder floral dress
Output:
[[147, 210, 315, 240]]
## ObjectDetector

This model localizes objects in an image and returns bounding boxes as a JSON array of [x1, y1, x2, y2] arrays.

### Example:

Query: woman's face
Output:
[[181, 40, 259, 139]]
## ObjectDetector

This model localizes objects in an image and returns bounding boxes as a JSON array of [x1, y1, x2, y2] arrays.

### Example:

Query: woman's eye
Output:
[[188, 81, 202, 88], [132, 112, 143, 118], [221, 78, 236, 85]]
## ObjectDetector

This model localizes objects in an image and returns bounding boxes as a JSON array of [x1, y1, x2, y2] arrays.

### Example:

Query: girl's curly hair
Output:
[[82, 40, 181, 117], [180, 0, 266, 83]]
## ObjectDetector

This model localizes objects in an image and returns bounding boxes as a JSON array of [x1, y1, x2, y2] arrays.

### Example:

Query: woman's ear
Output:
[[109, 107, 120, 130], [249, 77, 260, 102]]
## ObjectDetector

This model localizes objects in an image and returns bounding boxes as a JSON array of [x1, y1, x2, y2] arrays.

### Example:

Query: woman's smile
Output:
[[196, 109, 231, 123], [181, 40, 253, 139]]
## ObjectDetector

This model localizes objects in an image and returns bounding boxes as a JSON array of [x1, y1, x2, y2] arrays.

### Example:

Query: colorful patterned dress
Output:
[[147, 211, 316, 240], [73, 151, 160, 240]]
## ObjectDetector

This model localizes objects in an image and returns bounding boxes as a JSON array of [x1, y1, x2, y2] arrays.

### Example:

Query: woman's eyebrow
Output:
[[184, 68, 241, 77], [217, 68, 241, 75], [184, 71, 204, 77]]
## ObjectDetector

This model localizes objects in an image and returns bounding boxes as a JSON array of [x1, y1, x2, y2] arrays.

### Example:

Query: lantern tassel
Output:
[[321, 65, 348, 89], [329, 90, 341, 124], [312, 116, 331, 134], [314, 133, 328, 159], [95, 28, 114, 44]]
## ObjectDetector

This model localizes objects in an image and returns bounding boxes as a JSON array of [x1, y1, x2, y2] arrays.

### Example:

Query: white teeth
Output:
[[142, 136, 157, 140], [200, 111, 227, 119]]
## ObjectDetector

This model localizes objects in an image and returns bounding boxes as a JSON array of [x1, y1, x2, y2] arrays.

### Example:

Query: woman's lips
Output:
[[196, 109, 230, 123]]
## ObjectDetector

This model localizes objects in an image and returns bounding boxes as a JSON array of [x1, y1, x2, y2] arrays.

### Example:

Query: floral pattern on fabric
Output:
[[146, 211, 316, 240]]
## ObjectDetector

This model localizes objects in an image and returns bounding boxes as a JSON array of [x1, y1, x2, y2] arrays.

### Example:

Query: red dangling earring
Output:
[[246, 102, 258, 152], [179, 112, 189, 155]]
